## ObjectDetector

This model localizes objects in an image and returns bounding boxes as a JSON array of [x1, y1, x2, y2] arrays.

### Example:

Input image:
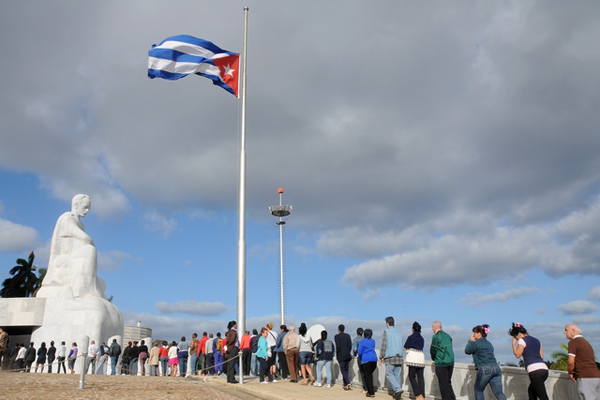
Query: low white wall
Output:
[[323, 358, 579, 399]]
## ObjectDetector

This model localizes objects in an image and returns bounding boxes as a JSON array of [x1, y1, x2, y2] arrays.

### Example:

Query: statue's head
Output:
[[71, 194, 91, 218]]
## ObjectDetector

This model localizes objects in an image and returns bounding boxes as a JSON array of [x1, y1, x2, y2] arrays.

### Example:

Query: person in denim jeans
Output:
[[465, 324, 507, 400], [314, 330, 334, 387]]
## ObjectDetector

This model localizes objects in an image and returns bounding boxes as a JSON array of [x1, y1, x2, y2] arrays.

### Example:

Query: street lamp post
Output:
[[269, 187, 292, 325]]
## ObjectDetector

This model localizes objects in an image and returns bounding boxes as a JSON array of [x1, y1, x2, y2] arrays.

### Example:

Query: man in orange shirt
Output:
[[198, 332, 208, 376]]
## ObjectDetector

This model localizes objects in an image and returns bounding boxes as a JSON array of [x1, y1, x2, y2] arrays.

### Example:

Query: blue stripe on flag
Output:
[[156, 35, 227, 55], [148, 48, 210, 64], [147, 69, 189, 81]]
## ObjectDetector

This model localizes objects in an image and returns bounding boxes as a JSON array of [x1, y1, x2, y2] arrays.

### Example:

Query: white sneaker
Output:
[[325, 384, 331, 388], [271, 379, 278, 383], [313, 382, 322, 387], [260, 381, 269, 384]]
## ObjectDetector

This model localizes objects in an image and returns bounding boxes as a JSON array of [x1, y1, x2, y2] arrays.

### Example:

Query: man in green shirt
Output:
[[430, 321, 456, 400]]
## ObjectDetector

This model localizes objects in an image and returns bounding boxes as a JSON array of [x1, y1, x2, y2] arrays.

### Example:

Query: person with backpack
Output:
[[213, 333, 223, 375], [314, 330, 335, 387]]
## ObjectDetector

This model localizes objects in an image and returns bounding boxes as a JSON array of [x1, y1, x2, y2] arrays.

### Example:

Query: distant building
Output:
[[123, 321, 152, 344]]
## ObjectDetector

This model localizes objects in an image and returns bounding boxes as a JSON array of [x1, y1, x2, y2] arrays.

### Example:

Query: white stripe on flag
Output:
[[148, 56, 221, 76], [155, 40, 216, 58]]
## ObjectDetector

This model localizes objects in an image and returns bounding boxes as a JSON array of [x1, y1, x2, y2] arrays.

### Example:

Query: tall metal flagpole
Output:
[[237, 5, 249, 385]]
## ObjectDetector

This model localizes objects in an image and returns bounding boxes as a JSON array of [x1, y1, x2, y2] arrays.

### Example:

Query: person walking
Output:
[[358, 328, 378, 398], [405, 322, 426, 400], [465, 324, 507, 400], [380, 317, 403, 399], [509, 323, 549, 400], [431, 321, 457, 400]]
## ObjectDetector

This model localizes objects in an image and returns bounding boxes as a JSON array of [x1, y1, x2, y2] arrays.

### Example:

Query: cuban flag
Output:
[[148, 35, 240, 97]]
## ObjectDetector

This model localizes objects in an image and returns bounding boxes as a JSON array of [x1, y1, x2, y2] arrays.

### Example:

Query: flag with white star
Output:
[[148, 35, 240, 97]]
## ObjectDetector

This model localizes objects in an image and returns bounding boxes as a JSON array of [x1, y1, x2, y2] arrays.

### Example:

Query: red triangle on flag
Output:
[[213, 54, 240, 97]]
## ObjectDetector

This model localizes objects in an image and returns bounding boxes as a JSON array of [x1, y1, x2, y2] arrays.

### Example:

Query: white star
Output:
[[223, 64, 235, 77]]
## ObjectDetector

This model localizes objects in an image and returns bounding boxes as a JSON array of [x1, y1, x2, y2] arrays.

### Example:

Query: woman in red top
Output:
[[159, 341, 169, 376]]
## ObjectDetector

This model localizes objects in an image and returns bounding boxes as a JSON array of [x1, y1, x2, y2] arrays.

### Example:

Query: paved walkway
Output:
[[0, 372, 402, 400]]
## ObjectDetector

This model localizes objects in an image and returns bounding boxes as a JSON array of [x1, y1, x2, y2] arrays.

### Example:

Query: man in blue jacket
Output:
[[380, 316, 404, 399]]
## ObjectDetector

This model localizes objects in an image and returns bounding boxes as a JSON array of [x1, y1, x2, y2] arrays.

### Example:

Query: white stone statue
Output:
[[32, 194, 123, 372], [37, 194, 106, 299]]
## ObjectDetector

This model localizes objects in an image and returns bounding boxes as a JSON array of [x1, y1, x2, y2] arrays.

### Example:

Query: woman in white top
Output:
[[168, 341, 179, 377], [295, 323, 315, 385], [266, 323, 278, 378], [56, 341, 68, 374]]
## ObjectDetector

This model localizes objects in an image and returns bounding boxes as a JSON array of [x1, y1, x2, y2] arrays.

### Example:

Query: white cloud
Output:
[[342, 226, 546, 289], [155, 301, 231, 316], [556, 300, 599, 316], [460, 287, 542, 307], [143, 211, 177, 237], [587, 286, 600, 301], [0, 218, 39, 252], [97, 250, 142, 272], [573, 315, 600, 325]]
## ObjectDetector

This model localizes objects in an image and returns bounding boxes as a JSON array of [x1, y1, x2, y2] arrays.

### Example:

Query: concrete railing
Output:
[[330, 358, 578, 399]]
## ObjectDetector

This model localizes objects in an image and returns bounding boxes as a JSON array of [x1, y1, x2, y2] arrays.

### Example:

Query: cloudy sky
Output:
[[1, 1, 599, 363]]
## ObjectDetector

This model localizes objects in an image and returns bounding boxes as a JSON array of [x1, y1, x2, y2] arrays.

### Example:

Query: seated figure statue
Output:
[[37, 194, 106, 299]]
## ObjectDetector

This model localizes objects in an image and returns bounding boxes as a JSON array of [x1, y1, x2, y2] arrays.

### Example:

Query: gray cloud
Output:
[[155, 301, 232, 316], [587, 286, 600, 301], [556, 300, 599, 316], [1, 1, 600, 289], [460, 287, 542, 307]]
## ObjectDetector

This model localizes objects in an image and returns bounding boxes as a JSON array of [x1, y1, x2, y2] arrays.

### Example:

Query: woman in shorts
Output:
[[168, 341, 179, 377], [296, 322, 315, 385]]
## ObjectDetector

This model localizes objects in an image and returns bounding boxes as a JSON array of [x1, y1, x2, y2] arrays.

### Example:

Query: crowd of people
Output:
[[0, 320, 598, 399]]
